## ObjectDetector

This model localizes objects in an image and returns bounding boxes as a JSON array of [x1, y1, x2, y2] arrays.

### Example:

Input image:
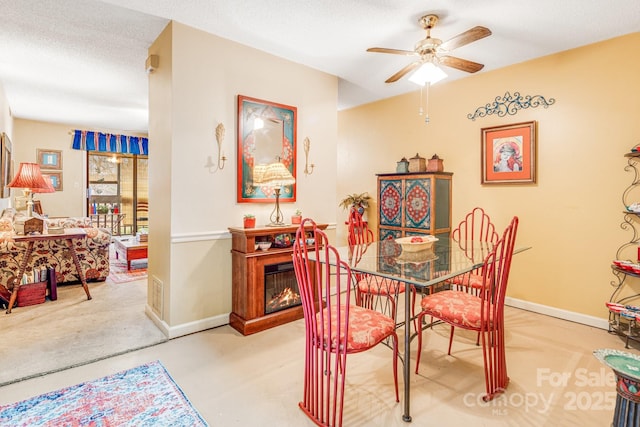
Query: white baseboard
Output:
[[144, 297, 607, 341], [145, 305, 230, 339], [505, 297, 609, 330]]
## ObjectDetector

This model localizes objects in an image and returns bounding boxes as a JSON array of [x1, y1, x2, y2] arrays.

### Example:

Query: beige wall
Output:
[[9, 119, 147, 218], [147, 22, 338, 334], [11, 119, 86, 216], [338, 32, 640, 322]]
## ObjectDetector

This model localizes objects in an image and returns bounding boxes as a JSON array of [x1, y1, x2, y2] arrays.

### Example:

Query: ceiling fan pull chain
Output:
[[424, 83, 430, 124]]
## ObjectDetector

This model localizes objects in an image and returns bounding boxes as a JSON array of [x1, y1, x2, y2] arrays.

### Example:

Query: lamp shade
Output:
[[409, 62, 447, 86], [31, 174, 56, 193], [254, 162, 295, 188], [7, 162, 49, 190]]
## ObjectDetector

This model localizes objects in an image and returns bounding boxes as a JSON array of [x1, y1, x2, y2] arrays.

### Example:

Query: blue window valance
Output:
[[71, 130, 148, 156]]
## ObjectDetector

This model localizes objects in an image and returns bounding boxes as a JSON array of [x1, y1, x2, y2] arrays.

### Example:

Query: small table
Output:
[[594, 349, 640, 426], [113, 237, 148, 271], [6, 228, 92, 314]]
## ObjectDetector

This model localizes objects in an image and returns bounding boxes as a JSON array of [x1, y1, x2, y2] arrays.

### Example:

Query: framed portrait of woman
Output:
[[481, 121, 537, 184]]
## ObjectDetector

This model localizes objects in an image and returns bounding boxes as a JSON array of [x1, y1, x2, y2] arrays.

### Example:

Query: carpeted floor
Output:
[[0, 360, 207, 426], [109, 256, 148, 283], [0, 245, 166, 386]]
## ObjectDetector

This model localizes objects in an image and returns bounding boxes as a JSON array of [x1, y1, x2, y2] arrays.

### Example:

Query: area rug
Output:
[[0, 361, 208, 426], [108, 246, 148, 284]]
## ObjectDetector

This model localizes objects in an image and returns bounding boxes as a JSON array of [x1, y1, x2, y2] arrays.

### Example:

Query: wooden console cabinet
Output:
[[228, 223, 327, 335], [377, 172, 452, 240]]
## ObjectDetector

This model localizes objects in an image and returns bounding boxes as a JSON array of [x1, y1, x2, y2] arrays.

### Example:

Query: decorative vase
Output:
[[291, 215, 302, 224], [243, 217, 256, 228]]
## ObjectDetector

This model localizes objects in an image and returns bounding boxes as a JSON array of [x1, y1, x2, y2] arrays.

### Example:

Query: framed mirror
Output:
[[237, 95, 297, 203]]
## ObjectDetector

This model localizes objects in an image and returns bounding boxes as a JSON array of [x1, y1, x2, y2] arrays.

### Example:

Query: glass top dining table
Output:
[[310, 236, 530, 423]]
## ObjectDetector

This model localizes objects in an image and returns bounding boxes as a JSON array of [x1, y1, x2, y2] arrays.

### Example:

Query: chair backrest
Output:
[[452, 207, 499, 262], [452, 207, 499, 245], [479, 216, 519, 322], [292, 218, 352, 427], [347, 209, 373, 246]]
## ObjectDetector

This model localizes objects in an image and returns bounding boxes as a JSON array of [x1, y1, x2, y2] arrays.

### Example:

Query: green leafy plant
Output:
[[243, 214, 255, 219], [294, 209, 302, 216], [339, 192, 371, 210]]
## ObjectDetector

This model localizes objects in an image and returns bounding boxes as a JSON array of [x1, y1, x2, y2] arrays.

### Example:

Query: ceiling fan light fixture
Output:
[[408, 62, 447, 86]]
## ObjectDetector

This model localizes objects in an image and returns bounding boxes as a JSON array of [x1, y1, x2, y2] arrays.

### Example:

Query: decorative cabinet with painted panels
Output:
[[377, 172, 452, 240]]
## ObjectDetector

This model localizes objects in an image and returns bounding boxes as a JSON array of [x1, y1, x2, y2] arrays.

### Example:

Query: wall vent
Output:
[[151, 276, 164, 318]]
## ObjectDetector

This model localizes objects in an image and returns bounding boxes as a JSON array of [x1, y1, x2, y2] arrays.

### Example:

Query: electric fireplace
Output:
[[264, 262, 301, 314], [228, 223, 328, 335]]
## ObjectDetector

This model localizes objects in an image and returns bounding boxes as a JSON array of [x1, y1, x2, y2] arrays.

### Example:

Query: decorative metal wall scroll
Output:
[[467, 91, 555, 121]]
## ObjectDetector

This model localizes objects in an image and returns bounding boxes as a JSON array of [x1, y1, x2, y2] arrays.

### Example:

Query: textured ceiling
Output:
[[0, 0, 638, 132]]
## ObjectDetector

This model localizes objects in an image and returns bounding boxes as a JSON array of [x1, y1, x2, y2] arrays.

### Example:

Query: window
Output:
[[87, 152, 148, 234]]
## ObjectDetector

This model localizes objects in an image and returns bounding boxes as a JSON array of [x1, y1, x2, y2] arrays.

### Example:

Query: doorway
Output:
[[87, 152, 148, 235]]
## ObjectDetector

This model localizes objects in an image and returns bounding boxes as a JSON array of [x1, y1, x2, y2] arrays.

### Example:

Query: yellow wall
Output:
[[147, 22, 338, 335], [338, 32, 640, 322]]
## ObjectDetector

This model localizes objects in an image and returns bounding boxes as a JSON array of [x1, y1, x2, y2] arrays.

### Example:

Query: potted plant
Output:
[[243, 214, 256, 228], [339, 192, 372, 215], [291, 209, 302, 224]]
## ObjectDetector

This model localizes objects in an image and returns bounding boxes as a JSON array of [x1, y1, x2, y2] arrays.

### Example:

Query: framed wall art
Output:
[[481, 121, 537, 184], [37, 149, 62, 170], [1, 133, 12, 198], [45, 171, 63, 191], [237, 95, 297, 203]]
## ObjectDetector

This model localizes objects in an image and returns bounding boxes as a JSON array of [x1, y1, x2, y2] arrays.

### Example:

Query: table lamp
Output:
[[254, 162, 296, 226], [31, 174, 56, 215], [8, 163, 50, 217]]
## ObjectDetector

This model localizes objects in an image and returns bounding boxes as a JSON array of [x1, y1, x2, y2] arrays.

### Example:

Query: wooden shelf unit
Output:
[[228, 223, 327, 335]]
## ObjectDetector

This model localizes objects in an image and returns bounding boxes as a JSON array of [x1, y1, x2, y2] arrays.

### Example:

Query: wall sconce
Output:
[[215, 123, 227, 170], [303, 137, 315, 175]]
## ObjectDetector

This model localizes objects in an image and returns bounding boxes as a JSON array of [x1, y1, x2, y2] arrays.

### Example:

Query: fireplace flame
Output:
[[267, 287, 301, 311]]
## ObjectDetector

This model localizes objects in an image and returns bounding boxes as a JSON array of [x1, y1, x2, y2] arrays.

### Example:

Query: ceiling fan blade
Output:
[[367, 47, 418, 56], [385, 61, 421, 83], [440, 26, 491, 51], [439, 55, 484, 73]]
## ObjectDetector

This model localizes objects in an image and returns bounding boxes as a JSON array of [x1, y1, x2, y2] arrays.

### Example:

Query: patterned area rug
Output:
[[108, 244, 148, 284], [0, 361, 208, 426]]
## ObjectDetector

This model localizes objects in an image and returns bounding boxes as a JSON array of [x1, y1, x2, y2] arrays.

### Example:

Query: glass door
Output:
[[87, 152, 148, 235]]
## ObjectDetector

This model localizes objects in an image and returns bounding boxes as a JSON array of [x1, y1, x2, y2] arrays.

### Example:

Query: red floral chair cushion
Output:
[[419, 290, 494, 329], [317, 304, 396, 351]]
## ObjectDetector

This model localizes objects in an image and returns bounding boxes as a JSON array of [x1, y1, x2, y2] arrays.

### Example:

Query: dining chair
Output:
[[421, 207, 499, 347], [448, 207, 500, 294], [414, 216, 519, 402], [347, 209, 414, 324], [292, 218, 399, 427]]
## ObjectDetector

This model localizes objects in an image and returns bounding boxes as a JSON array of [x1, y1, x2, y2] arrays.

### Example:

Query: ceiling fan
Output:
[[367, 14, 491, 83]]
